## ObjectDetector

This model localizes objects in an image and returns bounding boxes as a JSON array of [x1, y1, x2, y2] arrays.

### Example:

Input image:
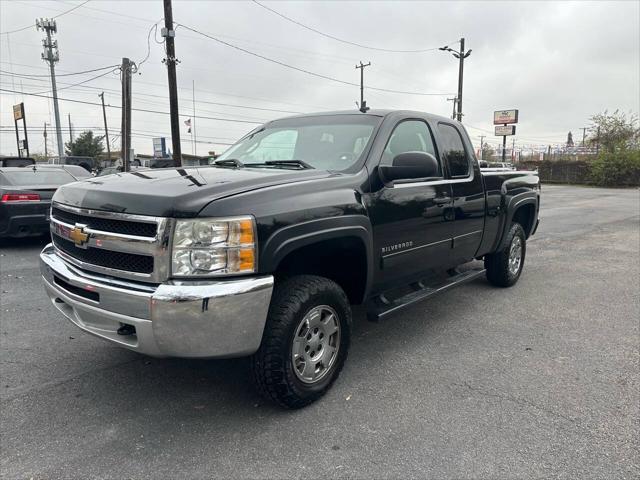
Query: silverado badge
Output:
[[69, 224, 90, 247]]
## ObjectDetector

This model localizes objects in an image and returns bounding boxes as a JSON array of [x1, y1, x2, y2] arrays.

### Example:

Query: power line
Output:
[[0, 78, 275, 123], [251, 0, 454, 54], [0, 65, 119, 78], [1, 0, 92, 35], [0, 87, 263, 124], [31, 68, 118, 95], [175, 23, 453, 97], [1, 61, 331, 110], [0, 124, 235, 142], [0, 69, 303, 114], [137, 20, 164, 71]]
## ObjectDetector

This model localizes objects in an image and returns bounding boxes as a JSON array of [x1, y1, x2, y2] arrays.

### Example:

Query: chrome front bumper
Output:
[[39, 244, 274, 358]]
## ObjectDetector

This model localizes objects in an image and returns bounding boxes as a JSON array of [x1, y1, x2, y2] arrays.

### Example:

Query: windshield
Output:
[[0, 169, 76, 186], [216, 114, 380, 171]]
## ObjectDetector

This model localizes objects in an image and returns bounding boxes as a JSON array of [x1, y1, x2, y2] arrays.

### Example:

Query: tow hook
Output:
[[117, 323, 136, 336]]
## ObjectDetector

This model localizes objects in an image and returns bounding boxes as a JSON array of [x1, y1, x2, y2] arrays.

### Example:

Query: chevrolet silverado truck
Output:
[[40, 110, 540, 408]]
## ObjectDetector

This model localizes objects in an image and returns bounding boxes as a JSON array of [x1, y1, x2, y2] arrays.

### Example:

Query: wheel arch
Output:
[[260, 215, 374, 304], [495, 191, 539, 251]]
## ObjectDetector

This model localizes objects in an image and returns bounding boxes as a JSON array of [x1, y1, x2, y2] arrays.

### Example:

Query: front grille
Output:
[[53, 236, 154, 274], [52, 206, 157, 238]]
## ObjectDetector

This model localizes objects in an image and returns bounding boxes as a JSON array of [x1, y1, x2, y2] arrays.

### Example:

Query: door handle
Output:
[[434, 196, 451, 206]]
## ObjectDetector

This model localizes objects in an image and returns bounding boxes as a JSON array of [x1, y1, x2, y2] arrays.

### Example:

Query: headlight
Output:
[[171, 216, 256, 276]]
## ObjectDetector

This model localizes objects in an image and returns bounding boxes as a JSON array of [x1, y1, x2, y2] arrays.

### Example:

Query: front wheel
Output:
[[251, 275, 352, 409], [485, 222, 527, 287]]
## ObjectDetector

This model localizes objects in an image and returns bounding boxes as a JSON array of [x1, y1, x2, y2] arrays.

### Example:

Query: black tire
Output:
[[251, 275, 352, 409], [485, 222, 527, 287]]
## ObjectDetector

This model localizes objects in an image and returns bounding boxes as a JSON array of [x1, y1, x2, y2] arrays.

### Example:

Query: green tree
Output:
[[65, 130, 104, 157], [588, 110, 640, 186], [481, 143, 495, 160], [589, 110, 639, 153]]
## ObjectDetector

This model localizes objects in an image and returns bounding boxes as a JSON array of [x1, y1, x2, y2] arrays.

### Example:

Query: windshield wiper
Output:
[[245, 160, 314, 170], [214, 158, 244, 168]]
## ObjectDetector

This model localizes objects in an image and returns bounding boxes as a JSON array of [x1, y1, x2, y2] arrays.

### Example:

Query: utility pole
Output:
[[98, 92, 111, 164], [37, 18, 64, 162], [120, 58, 133, 172], [581, 127, 587, 147], [355, 61, 371, 113], [512, 138, 516, 162], [440, 38, 472, 122], [43, 123, 48, 162], [596, 126, 600, 154], [502, 135, 507, 162], [67, 113, 73, 143], [192, 79, 196, 156], [447, 97, 457, 120], [479, 135, 485, 160], [162, 0, 182, 167]]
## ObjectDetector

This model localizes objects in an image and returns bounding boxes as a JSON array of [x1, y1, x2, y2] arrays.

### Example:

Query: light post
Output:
[[439, 38, 472, 122]]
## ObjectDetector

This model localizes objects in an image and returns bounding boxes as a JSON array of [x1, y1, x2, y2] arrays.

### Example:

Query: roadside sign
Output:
[[493, 109, 519, 125], [152, 137, 167, 157], [495, 125, 516, 136], [13, 103, 24, 121]]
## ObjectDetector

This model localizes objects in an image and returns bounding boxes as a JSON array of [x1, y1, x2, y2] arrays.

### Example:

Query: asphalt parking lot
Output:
[[1, 184, 638, 479]]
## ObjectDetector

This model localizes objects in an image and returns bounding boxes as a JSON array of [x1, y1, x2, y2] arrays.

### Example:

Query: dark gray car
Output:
[[0, 167, 78, 238]]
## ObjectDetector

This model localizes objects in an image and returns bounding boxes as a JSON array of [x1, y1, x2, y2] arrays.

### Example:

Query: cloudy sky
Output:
[[0, 0, 638, 157]]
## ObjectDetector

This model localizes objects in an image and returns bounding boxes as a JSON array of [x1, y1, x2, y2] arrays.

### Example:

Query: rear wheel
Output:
[[485, 222, 526, 287], [252, 275, 351, 409]]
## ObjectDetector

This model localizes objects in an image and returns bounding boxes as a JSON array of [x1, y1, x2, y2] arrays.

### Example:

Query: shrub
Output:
[[589, 149, 640, 187]]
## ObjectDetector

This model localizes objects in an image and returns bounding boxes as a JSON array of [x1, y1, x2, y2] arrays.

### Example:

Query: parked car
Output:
[[61, 156, 97, 172], [38, 164, 92, 180], [0, 156, 35, 167], [486, 162, 515, 170], [40, 109, 540, 408], [0, 166, 78, 237]]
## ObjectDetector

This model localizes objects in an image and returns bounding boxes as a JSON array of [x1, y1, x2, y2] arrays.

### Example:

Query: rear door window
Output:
[[437, 123, 470, 178], [1, 170, 76, 185]]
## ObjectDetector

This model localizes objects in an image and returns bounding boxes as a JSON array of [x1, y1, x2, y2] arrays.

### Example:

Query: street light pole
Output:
[[439, 38, 472, 122]]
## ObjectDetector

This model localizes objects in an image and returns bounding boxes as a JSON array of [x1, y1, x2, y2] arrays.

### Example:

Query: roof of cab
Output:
[[269, 109, 459, 125]]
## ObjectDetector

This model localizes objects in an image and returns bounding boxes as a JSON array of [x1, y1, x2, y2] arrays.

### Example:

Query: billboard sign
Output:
[[493, 109, 518, 125], [495, 125, 516, 136], [152, 137, 167, 157], [13, 103, 24, 121]]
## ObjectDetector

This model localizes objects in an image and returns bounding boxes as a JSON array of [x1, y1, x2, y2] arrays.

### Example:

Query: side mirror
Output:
[[379, 151, 440, 183]]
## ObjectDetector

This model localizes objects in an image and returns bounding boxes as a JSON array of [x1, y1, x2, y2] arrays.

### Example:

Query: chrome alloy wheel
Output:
[[291, 305, 341, 384], [509, 235, 523, 276]]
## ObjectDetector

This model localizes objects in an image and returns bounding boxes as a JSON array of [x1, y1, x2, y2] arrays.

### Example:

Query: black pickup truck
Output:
[[40, 110, 540, 408]]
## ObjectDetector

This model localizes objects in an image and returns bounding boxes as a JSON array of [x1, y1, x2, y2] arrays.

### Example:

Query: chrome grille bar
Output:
[[50, 202, 173, 283]]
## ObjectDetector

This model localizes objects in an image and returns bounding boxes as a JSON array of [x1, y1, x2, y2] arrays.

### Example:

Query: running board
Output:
[[366, 268, 486, 322]]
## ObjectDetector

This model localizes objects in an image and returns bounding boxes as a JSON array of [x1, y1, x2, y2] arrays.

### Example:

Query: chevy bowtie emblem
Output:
[[69, 224, 90, 247]]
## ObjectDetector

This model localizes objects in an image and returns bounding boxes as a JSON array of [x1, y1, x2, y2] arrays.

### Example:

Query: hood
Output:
[[52, 166, 332, 217]]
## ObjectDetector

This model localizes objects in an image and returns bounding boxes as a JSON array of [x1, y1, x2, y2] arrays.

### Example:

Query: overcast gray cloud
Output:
[[0, 0, 638, 157]]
